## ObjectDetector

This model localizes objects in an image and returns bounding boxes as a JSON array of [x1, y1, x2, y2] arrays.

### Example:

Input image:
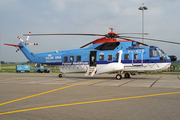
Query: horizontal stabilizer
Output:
[[4, 43, 23, 47]]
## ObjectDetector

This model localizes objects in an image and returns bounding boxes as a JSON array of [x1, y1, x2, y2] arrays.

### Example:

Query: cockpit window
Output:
[[95, 42, 120, 50], [157, 49, 163, 56], [160, 49, 166, 54], [150, 49, 158, 57]]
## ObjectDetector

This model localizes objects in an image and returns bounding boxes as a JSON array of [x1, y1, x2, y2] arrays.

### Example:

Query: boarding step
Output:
[[85, 66, 97, 76]]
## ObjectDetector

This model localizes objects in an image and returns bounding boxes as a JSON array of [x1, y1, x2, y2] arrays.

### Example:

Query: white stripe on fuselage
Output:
[[59, 62, 171, 73]]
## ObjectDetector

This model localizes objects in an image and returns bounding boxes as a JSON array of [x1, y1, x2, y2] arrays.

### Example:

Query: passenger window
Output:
[[134, 54, 138, 59], [124, 54, 129, 60], [70, 56, 74, 62], [76, 56, 81, 61], [64, 57, 68, 62], [108, 54, 113, 61], [99, 55, 104, 61]]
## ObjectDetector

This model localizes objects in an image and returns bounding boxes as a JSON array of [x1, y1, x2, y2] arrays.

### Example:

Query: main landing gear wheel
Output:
[[116, 74, 122, 80], [124, 73, 130, 78], [58, 74, 62, 78]]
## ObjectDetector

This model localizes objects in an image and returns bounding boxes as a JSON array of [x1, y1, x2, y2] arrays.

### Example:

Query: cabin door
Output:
[[132, 50, 144, 66], [89, 51, 97, 67]]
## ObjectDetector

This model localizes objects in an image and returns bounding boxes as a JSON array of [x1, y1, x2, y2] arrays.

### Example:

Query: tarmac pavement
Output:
[[0, 73, 180, 120]]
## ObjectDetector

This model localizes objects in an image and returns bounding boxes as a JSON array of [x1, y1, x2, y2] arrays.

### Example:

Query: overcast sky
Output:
[[1, 0, 180, 62]]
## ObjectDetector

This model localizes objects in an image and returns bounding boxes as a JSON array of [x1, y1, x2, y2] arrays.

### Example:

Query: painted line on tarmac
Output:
[[1, 91, 180, 115], [118, 75, 150, 87], [150, 75, 162, 87], [0, 79, 104, 106], [118, 80, 135, 87], [0, 78, 24, 81], [177, 76, 180, 80], [88, 79, 113, 86], [0, 77, 46, 81]]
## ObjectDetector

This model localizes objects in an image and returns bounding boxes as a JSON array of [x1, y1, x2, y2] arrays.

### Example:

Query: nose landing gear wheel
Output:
[[116, 74, 122, 80]]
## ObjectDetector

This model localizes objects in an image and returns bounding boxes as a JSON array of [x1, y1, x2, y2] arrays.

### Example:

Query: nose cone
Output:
[[168, 55, 177, 62]]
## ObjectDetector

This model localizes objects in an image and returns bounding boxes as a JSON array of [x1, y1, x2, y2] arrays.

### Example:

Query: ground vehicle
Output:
[[16, 65, 30, 73], [35, 63, 50, 73]]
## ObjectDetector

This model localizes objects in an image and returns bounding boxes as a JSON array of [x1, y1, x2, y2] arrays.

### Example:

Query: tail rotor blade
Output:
[[26, 43, 38, 46], [17, 36, 23, 42], [16, 49, 19, 52], [25, 32, 31, 43]]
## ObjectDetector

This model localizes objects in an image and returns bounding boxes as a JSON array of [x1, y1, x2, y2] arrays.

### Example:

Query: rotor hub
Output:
[[106, 28, 117, 38]]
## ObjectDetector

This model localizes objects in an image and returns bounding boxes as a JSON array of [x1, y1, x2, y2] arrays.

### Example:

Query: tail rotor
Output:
[[4, 32, 38, 52], [17, 32, 38, 46]]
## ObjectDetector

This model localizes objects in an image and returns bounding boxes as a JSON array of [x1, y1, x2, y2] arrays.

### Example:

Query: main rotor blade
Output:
[[120, 36, 180, 45], [23, 33, 106, 36], [118, 36, 149, 46], [80, 41, 94, 48], [117, 33, 148, 35]]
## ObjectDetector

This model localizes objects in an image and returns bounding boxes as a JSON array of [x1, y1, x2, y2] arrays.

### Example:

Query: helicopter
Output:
[[4, 28, 179, 80]]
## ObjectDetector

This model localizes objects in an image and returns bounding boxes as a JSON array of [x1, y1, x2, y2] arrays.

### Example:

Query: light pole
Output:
[[138, 3, 148, 43], [0, 15, 1, 70]]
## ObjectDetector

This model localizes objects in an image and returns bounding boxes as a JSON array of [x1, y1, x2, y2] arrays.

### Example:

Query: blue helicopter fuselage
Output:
[[18, 38, 171, 74]]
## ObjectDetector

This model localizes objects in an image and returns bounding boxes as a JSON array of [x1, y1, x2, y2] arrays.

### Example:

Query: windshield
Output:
[[157, 49, 163, 56], [160, 49, 166, 54]]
